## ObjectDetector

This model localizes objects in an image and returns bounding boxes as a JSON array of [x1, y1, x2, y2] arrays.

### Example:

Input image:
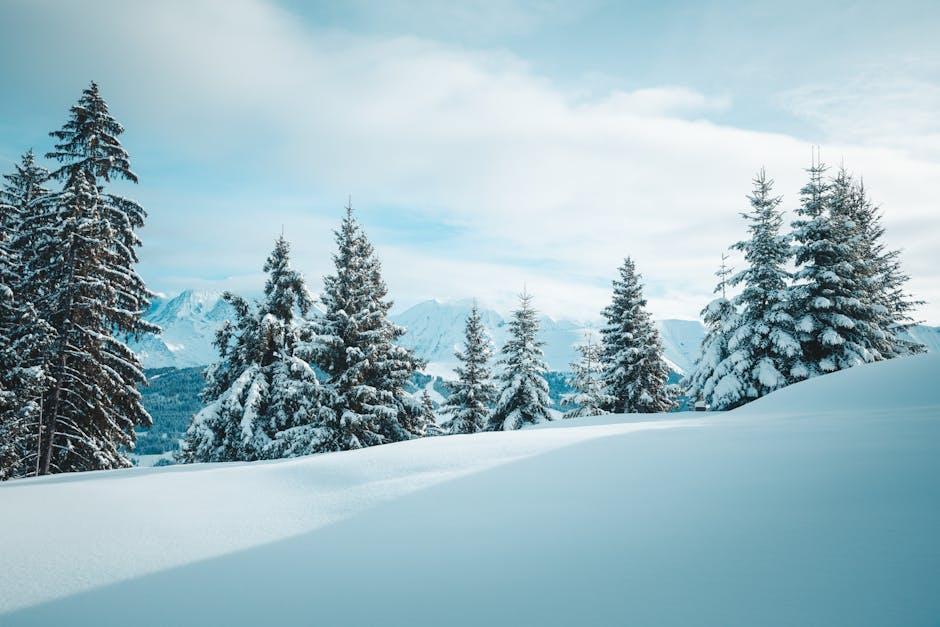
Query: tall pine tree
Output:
[[844, 178, 924, 357], [561, 334, 610, 418], [181, 236, 330, 462], [0, 178, 51, 479], [17, 82, 156, 474], [305, 204, 425, 451], [489, 290, 552, 430], [441, 304, 496, 434], [789, 157, 879, 376], [685, 255, 740, 409], [600, 258, 675, 413], [722, 169, 803, 405]]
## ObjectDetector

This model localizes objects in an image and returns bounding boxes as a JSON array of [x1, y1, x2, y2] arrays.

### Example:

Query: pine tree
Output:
[[1, 150, 51, 242], [561, 334, 611, 418], [844, 179, 924, 357], [305, 203, 425, 451], [180, 237, 329, 462], [600, 258, 676, 414], [419, 389, 442, 436], [685, 255, 741, 409], [489, 290, 552, 430], [441, 304, 496, 434], [0, 192, 51, 480], [721, 169, 803, 406], [789, 157, 880, 376], [17, 83, 156, 474]]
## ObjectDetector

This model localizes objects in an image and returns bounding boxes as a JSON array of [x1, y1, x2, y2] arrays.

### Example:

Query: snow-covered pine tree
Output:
[[419, 389, 443, 436], [305, 203, 424, 452], [19, 82, 158, 475], [0, 186, 51, 480], [488, 290, 552, 430], [180, 236, 329, 462], [1, 150, 51, 243], [844, 179, 925, 357], [441, 304, 496, 434], [721, 169, 803, 406], [600, 258, 676, 414], [789, 158, 880, 377], [684, 255, 741, 409], [561, 334, 610, 418]]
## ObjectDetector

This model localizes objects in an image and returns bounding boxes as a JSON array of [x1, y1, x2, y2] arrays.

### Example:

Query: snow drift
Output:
[[1, 355, 938, 626]]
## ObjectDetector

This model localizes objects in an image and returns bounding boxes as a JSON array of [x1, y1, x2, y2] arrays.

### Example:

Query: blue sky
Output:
[[1, 0, 939, 322]]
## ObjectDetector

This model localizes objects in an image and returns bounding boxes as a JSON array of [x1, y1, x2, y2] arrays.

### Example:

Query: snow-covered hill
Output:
[[2, 354, 938, 625]]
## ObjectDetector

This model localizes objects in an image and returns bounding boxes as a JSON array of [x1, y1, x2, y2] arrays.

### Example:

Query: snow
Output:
[[3, 354, 938, 625]]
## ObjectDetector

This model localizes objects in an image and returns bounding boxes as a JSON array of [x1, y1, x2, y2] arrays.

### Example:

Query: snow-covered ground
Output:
[[2, 354, 939, 625]]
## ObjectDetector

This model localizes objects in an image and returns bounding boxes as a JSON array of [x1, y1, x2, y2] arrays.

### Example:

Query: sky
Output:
[[1, 0, 939, 323]]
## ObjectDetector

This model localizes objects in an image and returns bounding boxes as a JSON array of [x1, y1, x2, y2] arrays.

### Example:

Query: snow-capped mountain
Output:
[[391, 299, 705, 377], [129, 290, 235, 368], [130, 291, 937, 377]]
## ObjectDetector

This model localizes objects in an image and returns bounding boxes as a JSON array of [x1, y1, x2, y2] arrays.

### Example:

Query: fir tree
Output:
[[1, 150, 51, 241], [489, 290, 552, 430], [561, 334, 611, 418], [685, 255, 741, 409], [419, 389, 442, 436], [789, 157, 880, 376], [305, 203, 424, 451], [600, 258, 676, 414], [441, 304, 496, 434], [844, 179, 924, 357], [721, 169, 802, 406], [17, 83, 156, 474], [180, 237, 329, 463], [0, 195, 51, 480]]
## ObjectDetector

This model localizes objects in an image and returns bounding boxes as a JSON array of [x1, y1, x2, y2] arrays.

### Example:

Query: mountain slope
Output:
[[128, 290, 234, 368], [392, 299, 704, 376], [2, 354, 938, 625]]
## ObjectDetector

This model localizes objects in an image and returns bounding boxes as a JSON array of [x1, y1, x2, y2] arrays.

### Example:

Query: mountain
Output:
[[130, 291, 936, 378], [128, 290, 234, 368], [391, 299, 705, 377], [905, 324, 940, 354]]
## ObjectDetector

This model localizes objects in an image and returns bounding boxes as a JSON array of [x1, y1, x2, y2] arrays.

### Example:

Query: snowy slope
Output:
[[2, 354, 939, 626], [905, 323, 940, 353], [655, 318, 706, 374]]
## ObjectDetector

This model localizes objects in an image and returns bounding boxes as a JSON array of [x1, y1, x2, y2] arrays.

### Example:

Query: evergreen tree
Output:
[[685, 255, 740, 409], [1, 150, 51, 242], [844, 179, 924, 357], [419, 389, 442, 436], [180, 237, 329, 462], [789, 158, 880, 376], [441, 304, 496, 434], [561, 334, 610, 418], [305, 204, 424, 451], [489, 290, 552, 430], [600, 258, 676, 413], [17, 83, 156, 474], [721, 169, 803, 406], [0, 194, 51, 480]]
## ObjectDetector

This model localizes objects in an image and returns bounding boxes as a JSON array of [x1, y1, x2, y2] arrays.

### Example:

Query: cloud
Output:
[[1, 0, 938, 322]]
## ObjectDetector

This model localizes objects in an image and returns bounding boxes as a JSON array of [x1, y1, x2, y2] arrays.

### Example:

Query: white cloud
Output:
[[3, 0, 939, 322]]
